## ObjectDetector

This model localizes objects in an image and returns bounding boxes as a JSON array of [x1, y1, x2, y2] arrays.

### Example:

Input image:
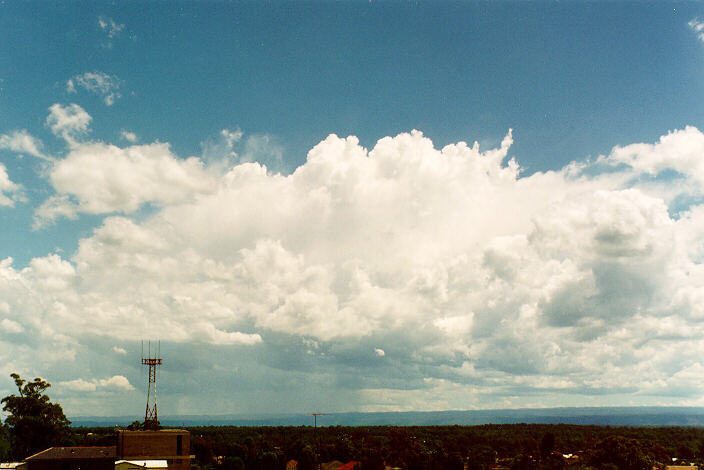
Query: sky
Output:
[[2, 1, 704, 419]]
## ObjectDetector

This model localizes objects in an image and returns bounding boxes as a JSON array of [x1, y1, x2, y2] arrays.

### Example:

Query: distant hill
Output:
[[70, 406, 704, 427]]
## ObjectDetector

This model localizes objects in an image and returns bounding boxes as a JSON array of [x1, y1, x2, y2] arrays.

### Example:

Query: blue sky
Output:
[[2, 1, 704, 418], [2, 2, 704, 265]]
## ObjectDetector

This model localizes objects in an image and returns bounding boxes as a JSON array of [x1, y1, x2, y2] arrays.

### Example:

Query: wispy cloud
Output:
[[67, 72, 121, 106], [120, 131, 138, 143], [98, 16, 124, 39], [200, 128, 243, 167], [0, 129, 48, 160], [240, 133, 286, 173], [689, 17, 704, 43], [200, 129, 287, 173], [0, 163, 22, 207]]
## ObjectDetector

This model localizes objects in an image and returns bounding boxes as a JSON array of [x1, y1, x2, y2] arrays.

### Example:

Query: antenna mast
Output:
[[312, 413, 326, 470], [142, 340, 162, 430]]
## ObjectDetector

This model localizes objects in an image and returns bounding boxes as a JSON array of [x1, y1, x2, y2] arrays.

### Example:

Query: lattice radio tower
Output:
[[142, 340, 162, 430]]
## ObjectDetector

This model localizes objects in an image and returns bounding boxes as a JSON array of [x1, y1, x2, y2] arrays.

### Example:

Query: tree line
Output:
[[3, 373, 704, 469], [68, 421, 704, 470], [173, 423, 704, 470]]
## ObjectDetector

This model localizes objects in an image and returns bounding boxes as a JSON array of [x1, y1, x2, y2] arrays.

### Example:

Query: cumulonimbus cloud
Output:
[[3, 121, 704, 409]]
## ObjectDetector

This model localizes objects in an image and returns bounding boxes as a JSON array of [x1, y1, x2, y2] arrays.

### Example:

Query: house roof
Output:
[[26, 447, 116, 461], [338, 462, 359, 470], [321, 461, 343, 470]]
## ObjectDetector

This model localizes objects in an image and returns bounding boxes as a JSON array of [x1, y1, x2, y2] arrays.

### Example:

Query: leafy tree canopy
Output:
[[588, 435, 652, 470], [1, 373, 71, 459]]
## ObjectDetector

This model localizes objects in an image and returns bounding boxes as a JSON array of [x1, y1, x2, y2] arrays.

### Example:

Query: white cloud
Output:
[[200, 128, 242, 167], [33, 195, 78, 229], [121, 131, 138, 143], [240, 133, 286, 173], [690, 17, 704, 43], [7, 125, 704, 411], [200, 129, 287, 173], [34, 141, 216, 226], [46, 103, 92, 146], [604, 126, 704, 192], [58, 375, 134, 393], [221, 129, 243, 147], [0, 318, 24, 334], [67, 72, 121, 106], [112, 346, 127, 355], [0, 163, 22, 207], [98, 16, 124, 39], [192, 323, 262, 345], [0, 129, 48, 159]]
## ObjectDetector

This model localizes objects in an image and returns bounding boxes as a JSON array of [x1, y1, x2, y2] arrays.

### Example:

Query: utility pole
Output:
[[312, 413, 326, 470]]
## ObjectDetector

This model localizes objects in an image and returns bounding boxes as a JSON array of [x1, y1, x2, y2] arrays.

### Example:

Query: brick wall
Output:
[[116, 431, 190, 470]]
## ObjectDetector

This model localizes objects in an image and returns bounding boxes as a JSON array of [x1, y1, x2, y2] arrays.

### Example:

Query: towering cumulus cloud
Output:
[[2, 122, 704, 411]]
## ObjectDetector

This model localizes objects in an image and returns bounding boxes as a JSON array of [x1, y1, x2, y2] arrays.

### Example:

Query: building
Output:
[[24, 447, 116, 470], [116, 430, 189, 470]]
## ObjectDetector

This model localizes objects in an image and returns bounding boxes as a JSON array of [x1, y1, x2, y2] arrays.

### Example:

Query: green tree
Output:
[[192, 436, 215, 466], [127, 420, 143, 431], [298, 445, 315, 470], [221, 456, 245, 470], [510, 454, 538, 470], [540, 432, 555, 460], [259, 451, 278, 470], [677, 443, 694, 460], [1, 373, 71, 459], [587, 435, 652, 470], [0, 424, 11, 461]]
